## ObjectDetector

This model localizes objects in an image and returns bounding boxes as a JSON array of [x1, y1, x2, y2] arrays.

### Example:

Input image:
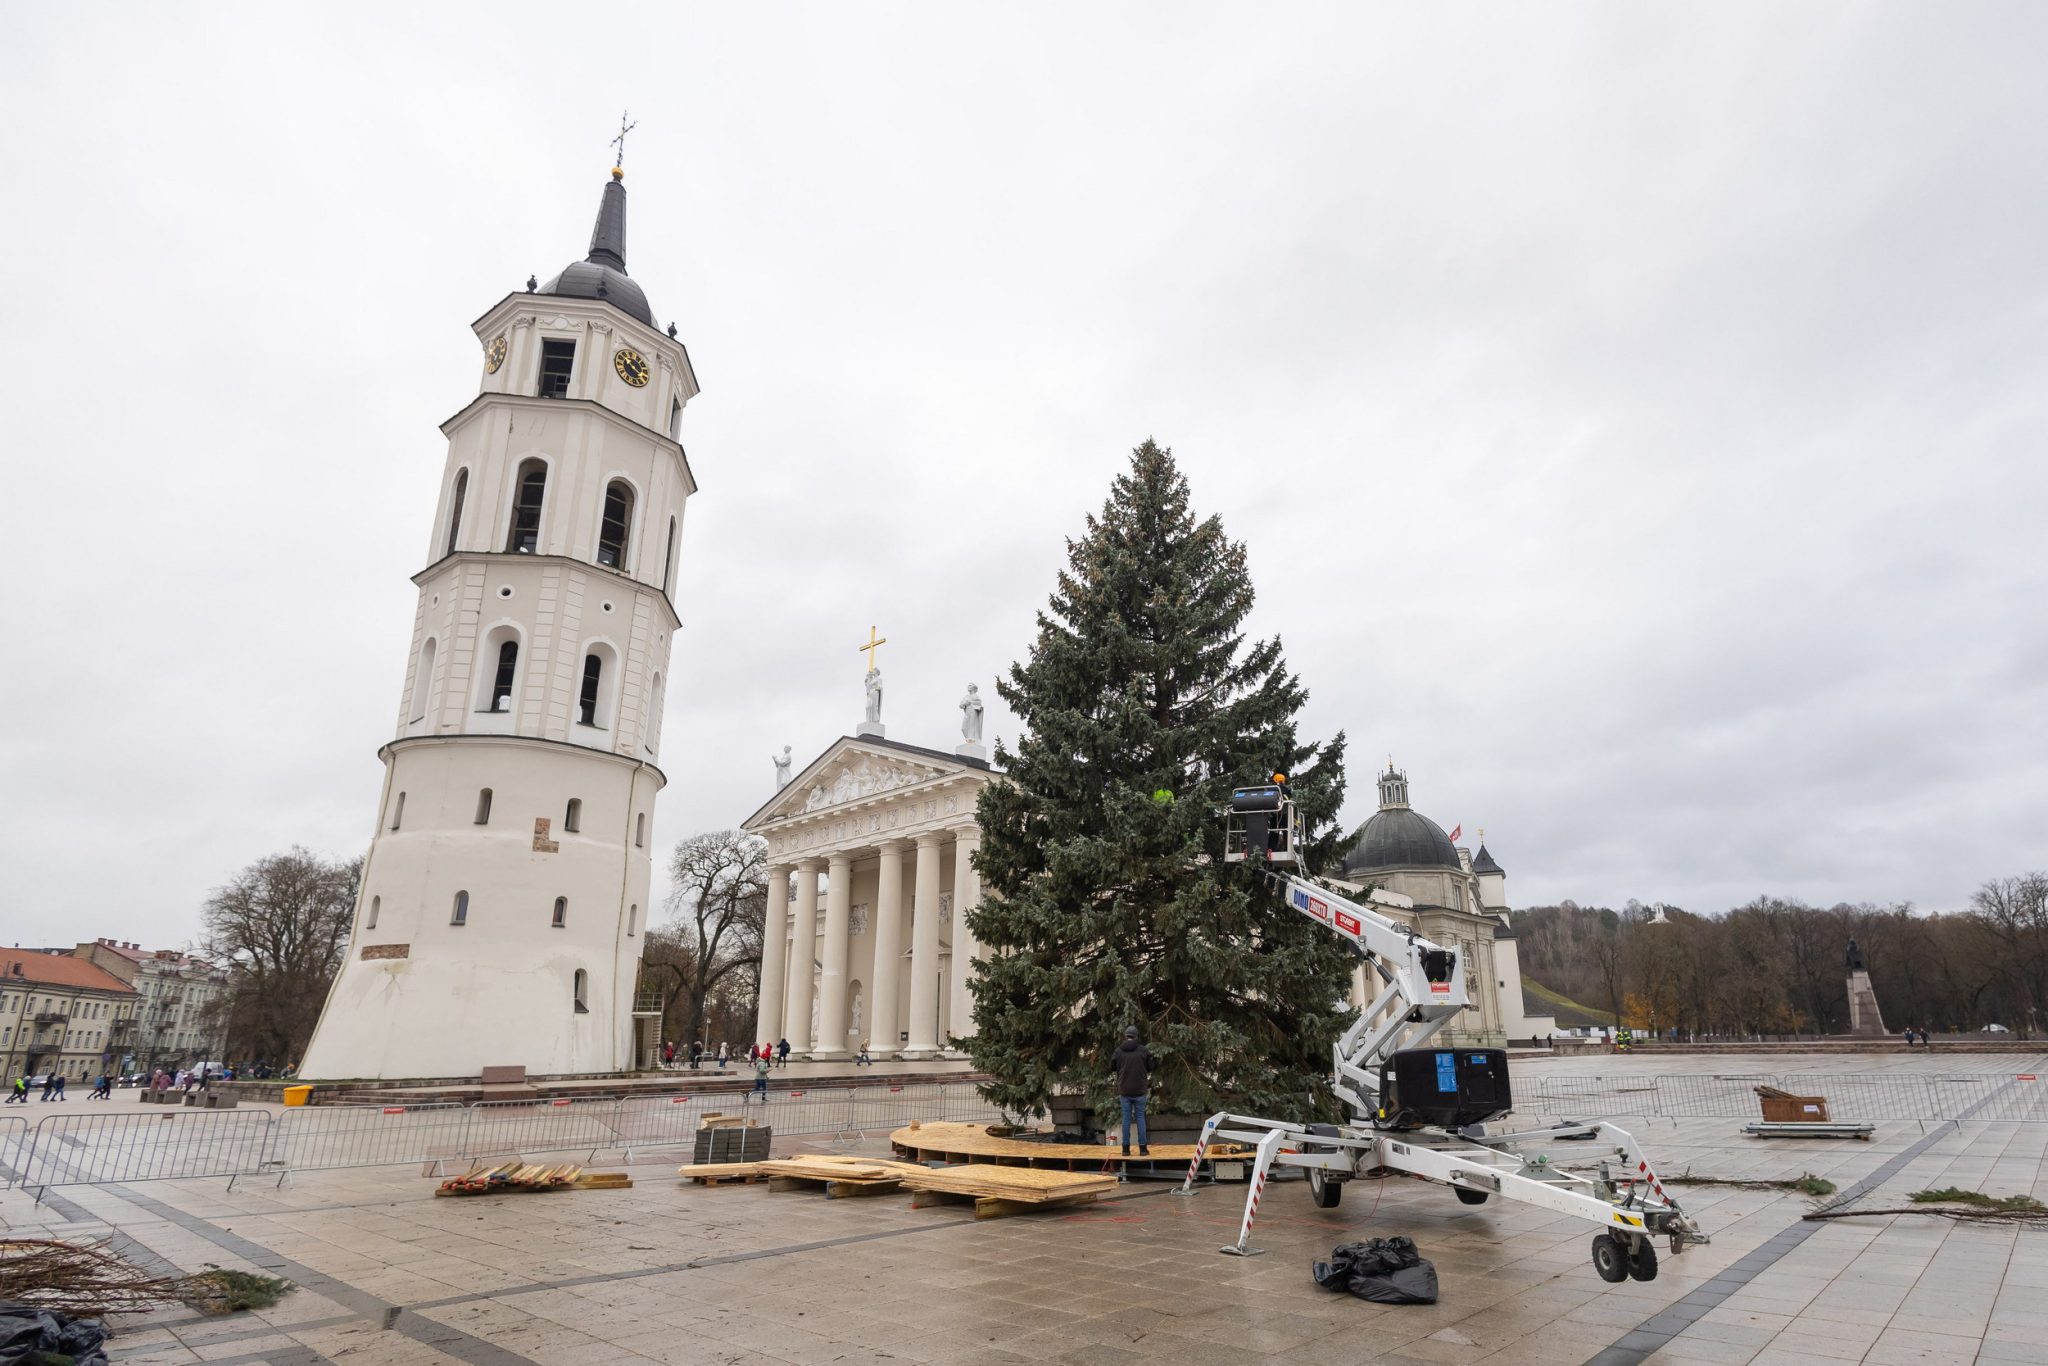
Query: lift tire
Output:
[[1626, 1238, 1659, 1282], [1590, 1233, 1629, 1283], [1454, 1186, 1490, 1206], [1306, 1167, 1343, 1209]]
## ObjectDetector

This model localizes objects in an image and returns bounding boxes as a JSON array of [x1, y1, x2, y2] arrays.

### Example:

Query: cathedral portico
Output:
[[746, 735, 994, 1060]]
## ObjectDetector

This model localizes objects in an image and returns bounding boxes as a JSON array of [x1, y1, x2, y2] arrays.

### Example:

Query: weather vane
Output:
[[611, 110, 638, 171]]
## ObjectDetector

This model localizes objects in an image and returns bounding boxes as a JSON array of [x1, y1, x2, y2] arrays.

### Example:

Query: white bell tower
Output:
[[300, 166, 698, 1079]]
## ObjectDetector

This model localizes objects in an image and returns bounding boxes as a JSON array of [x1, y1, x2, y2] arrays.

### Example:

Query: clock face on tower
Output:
[[613, 348, 651, 387], [483, 335, 507, 374]]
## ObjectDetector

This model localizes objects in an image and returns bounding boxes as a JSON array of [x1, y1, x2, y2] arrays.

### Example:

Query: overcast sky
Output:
[[3, 4, 2043, 952]]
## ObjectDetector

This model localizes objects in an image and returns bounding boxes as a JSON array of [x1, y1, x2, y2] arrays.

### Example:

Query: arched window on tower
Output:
[[410, 638, 437, 724], [390, 791, 405, 830], [635, 812, 645, 847], [474, 788, 493, 824], [647, 671, 666, 754], [628, 904, 640, 936], [445, 469, 468, 558], [597, 480, 634, 569], [489, 639, 519, 712], [578, 653, 604, 727], [564, 798, 582, 833], [552, 897, 567, 928], [366, 896, 380, 930], [506, 458, 547, 553], [662, 515, 678, 593], [451, 890, 470, 926], [572, 969, 589, 1014]]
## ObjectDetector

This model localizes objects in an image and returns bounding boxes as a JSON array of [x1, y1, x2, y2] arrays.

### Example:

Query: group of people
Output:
[[6, 1072, 116, 1102], [1902, 1027, 1937, 1048]]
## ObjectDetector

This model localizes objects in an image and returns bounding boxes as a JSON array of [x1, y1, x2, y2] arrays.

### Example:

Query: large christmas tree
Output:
[[967, 439, 1356, 1123]]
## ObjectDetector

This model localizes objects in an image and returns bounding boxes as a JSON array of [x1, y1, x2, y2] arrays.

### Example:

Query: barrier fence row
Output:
[[0, 1082, 1003, 1193], [6, 1071, 2044, 1195], [1523, 1069, 2048, 1124]]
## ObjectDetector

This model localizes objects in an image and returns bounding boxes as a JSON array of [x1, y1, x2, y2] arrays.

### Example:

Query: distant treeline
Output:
[[1509, 874, 2047, 1039]]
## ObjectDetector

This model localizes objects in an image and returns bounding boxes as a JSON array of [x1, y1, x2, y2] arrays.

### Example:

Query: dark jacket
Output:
[[1111, 1039, 1154, 1098]]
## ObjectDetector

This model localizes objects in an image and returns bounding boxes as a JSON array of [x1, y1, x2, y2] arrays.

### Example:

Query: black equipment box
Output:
[[1377, 1048, 1513, 1130]]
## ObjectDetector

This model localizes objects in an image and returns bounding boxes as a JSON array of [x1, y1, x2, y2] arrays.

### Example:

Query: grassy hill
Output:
[[1522, 978, 1618, 1029]]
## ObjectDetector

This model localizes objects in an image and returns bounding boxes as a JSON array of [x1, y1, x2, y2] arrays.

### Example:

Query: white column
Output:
[[947, 830, 982, 1052], [903, 833, 944, 1058], [814, 851, 853, 1060], [869, 841, 908, 1058], [782, 859, 821, 1051], [757, 864, 790, 1046]]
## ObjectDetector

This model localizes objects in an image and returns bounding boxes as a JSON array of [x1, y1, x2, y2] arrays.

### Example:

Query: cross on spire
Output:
[[858, 625, 888, 672], [610, 111, 638, 172]]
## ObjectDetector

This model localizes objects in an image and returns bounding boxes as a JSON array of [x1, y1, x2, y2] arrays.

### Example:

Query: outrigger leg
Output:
[[1173, 1112, 1223, 1196], [1220, 1127, 1287, 1257]]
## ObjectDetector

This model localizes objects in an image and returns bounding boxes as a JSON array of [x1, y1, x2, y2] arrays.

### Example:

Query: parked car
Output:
[[1983, 1023, 2011, 1033]]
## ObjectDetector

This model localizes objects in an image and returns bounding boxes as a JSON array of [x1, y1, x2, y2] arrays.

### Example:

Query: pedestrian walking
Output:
[[51, 1074, 67, 1101], [856, 1039, 872, 1067], [1110, 1025, 1154, 1157], [690, 1040, 703, 1070], [90, 1074, 112, 1100], [663, 1040, 676, 1067], [751, 1052, 771, 1104], [717, 1041, 729, 1068], [776, 1038, 790, 1068], [5, 1076, 25, 1104]]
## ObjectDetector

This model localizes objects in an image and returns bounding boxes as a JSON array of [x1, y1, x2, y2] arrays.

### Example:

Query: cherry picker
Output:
[[1173, 779, 1707, 1283]]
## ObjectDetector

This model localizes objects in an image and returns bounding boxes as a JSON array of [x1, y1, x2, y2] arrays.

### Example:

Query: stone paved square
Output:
[[4, 1052, 2044, 1365]]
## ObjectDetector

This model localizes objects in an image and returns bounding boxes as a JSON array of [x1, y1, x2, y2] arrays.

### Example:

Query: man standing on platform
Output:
[[1111, 1026, 1154, 1157]]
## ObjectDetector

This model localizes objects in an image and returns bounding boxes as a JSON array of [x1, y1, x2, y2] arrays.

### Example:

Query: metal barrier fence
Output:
[[0, 1080, 1004, 1193], [1523, 1069, 2048, 1124], [56, 1072, 2047, 1191], [6, 1110, 275, 1190], [0, 1115, 29, 1184]]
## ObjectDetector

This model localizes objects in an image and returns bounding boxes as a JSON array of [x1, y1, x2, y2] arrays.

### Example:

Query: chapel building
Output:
[[300, 165, 696, 1079], [1329, 765, 1551, 1047]]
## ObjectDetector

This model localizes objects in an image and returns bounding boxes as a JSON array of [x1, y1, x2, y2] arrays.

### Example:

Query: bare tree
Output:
[[200, 847, 362, 1066], [1973, 873, 2048, 1038], [661, 830, 768, 1052]]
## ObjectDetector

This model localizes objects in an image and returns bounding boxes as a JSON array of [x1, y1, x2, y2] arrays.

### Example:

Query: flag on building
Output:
[[1447, 824, 1462, 843]]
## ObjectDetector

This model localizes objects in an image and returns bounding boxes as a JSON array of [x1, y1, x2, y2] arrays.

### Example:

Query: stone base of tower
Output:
[[1846, 969, 1888, 1037], [299, 736, 661, 1080]]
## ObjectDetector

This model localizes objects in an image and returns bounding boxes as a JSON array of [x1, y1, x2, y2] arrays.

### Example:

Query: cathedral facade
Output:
[[301, 169, 695, 1079]]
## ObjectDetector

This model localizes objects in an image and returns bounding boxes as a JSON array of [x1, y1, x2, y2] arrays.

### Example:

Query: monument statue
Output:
[[959, 683, 984, 744], [1844, 935, 1885, 1037], [772, 745, 793, 790], [864, 668, 884, 725]]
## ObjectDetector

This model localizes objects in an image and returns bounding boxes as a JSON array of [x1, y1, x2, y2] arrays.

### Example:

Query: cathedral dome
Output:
[[1339, 767, 1466, 875], [535, 171, 655, 327]]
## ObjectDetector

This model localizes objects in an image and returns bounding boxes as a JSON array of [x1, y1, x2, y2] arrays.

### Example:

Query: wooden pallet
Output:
[[906, 1186, 1105, 1219], [899, 1162, 1117, 1209], [890, 1120, 1246, 1168], [682, 1169, 767, 1186]]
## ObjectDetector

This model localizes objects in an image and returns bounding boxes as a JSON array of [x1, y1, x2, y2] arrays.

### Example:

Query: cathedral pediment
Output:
[[745, 735, 988, 830]]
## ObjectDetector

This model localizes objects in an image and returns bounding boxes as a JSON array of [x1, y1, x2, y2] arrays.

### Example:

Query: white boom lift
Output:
[[1177, 780, 1708, 1283]]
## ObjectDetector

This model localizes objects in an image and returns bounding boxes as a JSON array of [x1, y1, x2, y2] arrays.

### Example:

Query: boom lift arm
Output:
[[1185, 781, 1709, 1281]]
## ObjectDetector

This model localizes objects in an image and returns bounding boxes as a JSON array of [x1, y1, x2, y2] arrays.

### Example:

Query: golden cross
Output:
[[611, 111, 638, 170], [857, 625, 888, 672], [1478, 827, 1486, 844]]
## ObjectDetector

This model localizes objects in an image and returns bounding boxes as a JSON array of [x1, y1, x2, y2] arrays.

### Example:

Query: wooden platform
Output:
[[679, 1149, 1124, 1219], [889, 1121, 1247, 1169]]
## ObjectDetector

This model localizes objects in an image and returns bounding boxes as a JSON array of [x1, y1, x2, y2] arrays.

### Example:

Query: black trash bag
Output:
[[0, 1298, 110, 1366], [1311, 1236, 1440, 1305]]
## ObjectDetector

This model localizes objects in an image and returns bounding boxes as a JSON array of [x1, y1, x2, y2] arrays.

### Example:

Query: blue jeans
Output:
[[1119, 1095, 1148, 1150]]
